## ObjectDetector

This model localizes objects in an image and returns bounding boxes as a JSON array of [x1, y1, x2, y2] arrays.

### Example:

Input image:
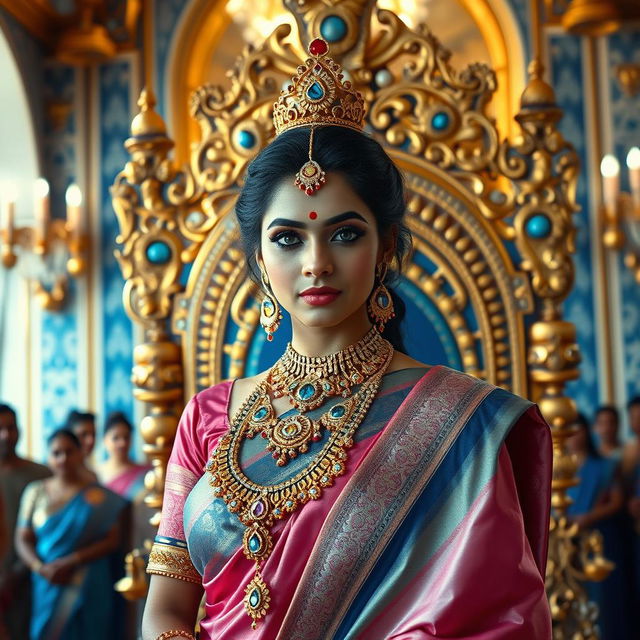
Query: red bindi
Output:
[[308, 211, 318, 220]]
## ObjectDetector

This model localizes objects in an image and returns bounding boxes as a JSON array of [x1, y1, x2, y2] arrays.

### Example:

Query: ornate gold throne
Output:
[[111, 0, 602, 635]]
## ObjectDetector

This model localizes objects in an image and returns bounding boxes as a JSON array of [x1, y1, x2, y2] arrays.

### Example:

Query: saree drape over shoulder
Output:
[[148, 366, 552, 639], [18, 482, 127, 640]]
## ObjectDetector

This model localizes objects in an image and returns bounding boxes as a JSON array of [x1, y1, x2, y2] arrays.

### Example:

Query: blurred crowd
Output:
[[566, 397, 640, 639], [0, 404, 150, 640]]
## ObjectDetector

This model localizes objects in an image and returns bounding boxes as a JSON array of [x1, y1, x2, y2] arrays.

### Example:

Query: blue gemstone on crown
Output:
[[307, 81, 325, 101]]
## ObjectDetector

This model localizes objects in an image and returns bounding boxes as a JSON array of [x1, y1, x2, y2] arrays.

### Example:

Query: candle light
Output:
[[626, 147, 640, 209], [600, 154, 620, 212], [0, 181, 17, 236], [33, 178, 50, 249], [65, 183, 83, 233]]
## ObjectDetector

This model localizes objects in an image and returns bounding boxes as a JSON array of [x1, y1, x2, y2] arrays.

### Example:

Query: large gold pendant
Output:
[[244, 569, 270, 629]]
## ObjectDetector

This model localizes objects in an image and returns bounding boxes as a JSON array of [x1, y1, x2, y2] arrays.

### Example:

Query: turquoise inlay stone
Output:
[[307, 81, 325, 101], [431, 111, 450, 131], [320, 15, 348, 42], [334, 463, 342, 472], [299, 383, 316, 400], [274, 508, 282, 516], [310, 488, 318, 496], [377, 292, 390, 308], [237, 129, 256, 149], [262, 299, 274, 317], [249, 588, 260, 608], [253, 407, 268, 421], [321, 476, 329, 483], [230, 500, 237, 508], [525, 213, 552, 239], [285, 500, 293, 508], [248, 533, 262, 553], [330, 405, 346, 418], [146, 241, 171, 264]]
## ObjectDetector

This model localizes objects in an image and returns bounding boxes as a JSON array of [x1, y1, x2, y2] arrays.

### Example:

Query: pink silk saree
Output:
[[148, 366, 552, 639]]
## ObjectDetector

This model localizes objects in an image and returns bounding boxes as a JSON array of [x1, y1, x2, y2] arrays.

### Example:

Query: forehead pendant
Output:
[[273, 36, 366, 198], [295, 126, 326, 196]]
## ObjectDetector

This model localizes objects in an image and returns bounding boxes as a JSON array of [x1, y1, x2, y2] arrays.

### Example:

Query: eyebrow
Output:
[[266, 211, 368, 230]]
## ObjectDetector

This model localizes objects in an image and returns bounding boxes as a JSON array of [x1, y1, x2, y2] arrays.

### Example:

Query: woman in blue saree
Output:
[[15, 428, 127, 640], [566, 413, 630, 639]]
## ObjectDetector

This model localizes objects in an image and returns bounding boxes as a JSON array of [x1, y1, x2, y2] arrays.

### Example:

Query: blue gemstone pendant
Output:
[[244, 571, 271, 629]]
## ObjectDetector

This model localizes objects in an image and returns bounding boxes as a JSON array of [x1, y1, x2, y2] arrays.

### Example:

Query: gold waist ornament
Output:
[[206, 337, 393, 629]]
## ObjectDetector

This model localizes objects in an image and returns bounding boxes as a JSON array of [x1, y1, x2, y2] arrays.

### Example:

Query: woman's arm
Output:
[[577, 484, 625, 529], [14, 525, 42, 573], [142, 574, 203, 640]]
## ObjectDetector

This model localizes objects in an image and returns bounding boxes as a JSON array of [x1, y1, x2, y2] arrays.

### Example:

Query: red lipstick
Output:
[[299, 286, 341, 306]]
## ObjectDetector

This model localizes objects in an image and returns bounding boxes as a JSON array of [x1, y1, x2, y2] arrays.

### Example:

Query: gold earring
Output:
[[259, 268, 282, 341], [368, 263, 395, 333]]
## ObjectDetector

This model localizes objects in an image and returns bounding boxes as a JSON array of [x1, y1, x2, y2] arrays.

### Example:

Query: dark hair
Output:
[[0, 403, 17, 423], [104, 411, 133, 435], [47, 428, 81, 449], [65, 410, 96, 430], [235, 126, 411, 351], [572, 413, 601, 459], [628, 395, 640, 410], [595, 405, 619, 424]]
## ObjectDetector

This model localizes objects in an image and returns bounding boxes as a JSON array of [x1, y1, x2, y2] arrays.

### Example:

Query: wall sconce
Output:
[[0, 179, 88, 311], [601, 148, 640, 283]]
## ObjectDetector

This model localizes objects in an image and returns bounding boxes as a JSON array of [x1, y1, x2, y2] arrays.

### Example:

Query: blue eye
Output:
[[332, 226, 364, 243], [271, 231, 302, 249]]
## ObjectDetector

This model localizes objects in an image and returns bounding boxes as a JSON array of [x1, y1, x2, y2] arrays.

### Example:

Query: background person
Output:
[[14, 429, 127, 640], [0, 403, 50, 640]]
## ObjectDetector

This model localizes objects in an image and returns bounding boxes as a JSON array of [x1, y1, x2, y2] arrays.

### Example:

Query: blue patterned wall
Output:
[[41, 64, 79, 434], [99, 61, 135, 421], [549, 34, 600, 417], [154, 0, 189, 118], [608, 31, 640, 404]]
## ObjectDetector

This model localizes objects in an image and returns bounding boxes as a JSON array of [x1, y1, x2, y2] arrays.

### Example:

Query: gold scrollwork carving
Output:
[[112, 0, 587, 621]]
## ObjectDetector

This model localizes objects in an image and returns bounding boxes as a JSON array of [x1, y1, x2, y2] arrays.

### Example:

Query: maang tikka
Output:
[[368, 263, 395, 333], [272, 37, 366, 196], [259, 268, 281, 341]]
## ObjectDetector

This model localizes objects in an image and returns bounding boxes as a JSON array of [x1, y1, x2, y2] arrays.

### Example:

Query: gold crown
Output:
[[273, 38, 366, 136]]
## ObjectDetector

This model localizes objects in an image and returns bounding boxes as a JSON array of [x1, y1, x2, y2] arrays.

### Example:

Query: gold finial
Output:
[[272, 38, 365, 136], [519, 58, 557, 109], [130, 88, 168, 137]]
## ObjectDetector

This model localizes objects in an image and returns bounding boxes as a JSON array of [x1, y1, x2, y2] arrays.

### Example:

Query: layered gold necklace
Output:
[[206, 329, 393, 629]]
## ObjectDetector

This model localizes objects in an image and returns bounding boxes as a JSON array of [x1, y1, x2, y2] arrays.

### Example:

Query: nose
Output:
[[302, 240, 334, 278]]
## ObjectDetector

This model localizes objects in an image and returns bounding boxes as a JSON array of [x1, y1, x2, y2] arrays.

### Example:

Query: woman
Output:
[[566, 413, 630, 639], [142, 39, 552, 640], [14, 429, 127, 640], [98, 411, 149, 501]]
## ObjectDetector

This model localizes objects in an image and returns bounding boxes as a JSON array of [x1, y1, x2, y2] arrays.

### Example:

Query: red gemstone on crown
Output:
[[309, 38, 328, 56]]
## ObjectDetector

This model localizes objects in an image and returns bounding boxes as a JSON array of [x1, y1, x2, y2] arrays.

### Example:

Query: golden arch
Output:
[[165, 0, 526, 165]]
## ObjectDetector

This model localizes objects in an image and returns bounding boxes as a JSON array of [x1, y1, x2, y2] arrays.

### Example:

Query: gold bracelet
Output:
[[155, 631, 195, 640]]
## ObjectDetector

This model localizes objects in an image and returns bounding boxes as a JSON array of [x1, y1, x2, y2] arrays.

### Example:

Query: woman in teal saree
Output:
[[15, 429, 127, 640]]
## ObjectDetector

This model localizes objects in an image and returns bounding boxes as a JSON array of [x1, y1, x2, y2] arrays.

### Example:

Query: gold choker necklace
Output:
[[268, 328, 390, 412], [207, 331, 394, 629]]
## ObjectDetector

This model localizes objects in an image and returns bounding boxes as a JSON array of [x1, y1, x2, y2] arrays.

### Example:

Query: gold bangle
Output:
[[155, 631, 195, 640]]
